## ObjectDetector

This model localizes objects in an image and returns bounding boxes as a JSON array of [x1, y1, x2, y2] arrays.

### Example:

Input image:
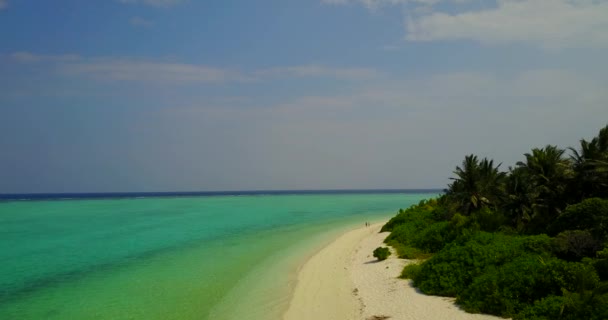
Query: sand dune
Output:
[[284, 222, 504, 320]]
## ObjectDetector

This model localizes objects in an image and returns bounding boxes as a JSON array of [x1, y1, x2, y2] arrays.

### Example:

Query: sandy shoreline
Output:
[[283, 222, 503, 320]]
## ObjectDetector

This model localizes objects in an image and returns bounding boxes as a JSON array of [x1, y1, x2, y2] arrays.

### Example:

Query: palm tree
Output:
[[447, 155, 505, 215], [503, 166, 537, 231], [516, 145, 572, 232], [569, 124, 608, 199], [592, 125, 608, 196]]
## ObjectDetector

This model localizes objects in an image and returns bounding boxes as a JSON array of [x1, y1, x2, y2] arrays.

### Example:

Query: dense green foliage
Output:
[[550, 198, 608, 239], [383, 124, 608, 319], [414, 232, 553, 297], [373, 247, 391, 261], [400, 262, 422, 279]]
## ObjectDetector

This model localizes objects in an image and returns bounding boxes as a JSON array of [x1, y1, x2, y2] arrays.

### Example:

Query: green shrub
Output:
[[514, 295, 566, 320], [385, 207, 473, 257], [382, 209, 409, 232], [550, 198, 608, 239], [592, 259, 608, 281], [559, 291, 608, 320], [449, 212, 469, 228], [552, 260, 600, 295], [382, 200, 468, 257], [388, 243, 430, 259], [594, 247, 608, 281], [385, 223, 424, 247], [383, 204, 441, 258], [413, 232, 553, 297], [373, 247, 391, 261], [401, 262, 423, 279], [471, 207, 509, 232], [381, 203, 436, 232], [522, 234, 553, 254], [458, 256, 597, 317], [415, 232, 519, 296], [410, 221, 451, 253], [552, 230, 602, 261], [516, 290, 608, 320]]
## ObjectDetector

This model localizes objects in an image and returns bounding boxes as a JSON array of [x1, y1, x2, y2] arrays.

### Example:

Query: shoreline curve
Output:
[[283, 221, 504, 320]]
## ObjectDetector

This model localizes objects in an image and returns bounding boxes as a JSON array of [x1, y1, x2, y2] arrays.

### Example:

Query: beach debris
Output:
[[367, 315, 391, 320]]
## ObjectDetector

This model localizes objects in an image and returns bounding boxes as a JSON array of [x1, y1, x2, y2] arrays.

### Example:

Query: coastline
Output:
[[283, 222, 503, 320], [207, 218, 394, 320]]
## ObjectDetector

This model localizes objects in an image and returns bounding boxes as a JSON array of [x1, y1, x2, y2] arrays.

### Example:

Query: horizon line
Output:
[[0, 188, 444, 200]]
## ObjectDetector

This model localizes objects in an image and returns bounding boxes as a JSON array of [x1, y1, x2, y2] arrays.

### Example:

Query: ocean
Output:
[[0, 190, 438, 320]]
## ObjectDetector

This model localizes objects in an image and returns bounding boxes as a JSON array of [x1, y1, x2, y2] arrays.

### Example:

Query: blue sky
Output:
[[1, 0, 608, 193]]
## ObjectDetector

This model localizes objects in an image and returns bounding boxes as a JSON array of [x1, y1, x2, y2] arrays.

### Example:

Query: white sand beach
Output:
[[283, 222, 503, 320]]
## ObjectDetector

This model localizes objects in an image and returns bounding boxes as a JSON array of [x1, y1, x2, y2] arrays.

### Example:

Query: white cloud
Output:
[[158, 67, 608, 190], [326, 0, 608, 48], [63, 61, 381, 83], [10, 52, 81, 63], [322, 0, 350, 4], [406, 0, 608, 48], [3, 49, 607, 190], [6, 52, 379, 84], [61, 59, 250, 84], [257, 65, 382, 80], [130, 16, 154, 27], [265, 68, 608, 126], [322, 0, 444, 9], [117, 0, 184, 8], [322, 0, 403, 10]]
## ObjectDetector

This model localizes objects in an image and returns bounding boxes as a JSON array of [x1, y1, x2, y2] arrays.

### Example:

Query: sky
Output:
[[1, 0, 608, 193]]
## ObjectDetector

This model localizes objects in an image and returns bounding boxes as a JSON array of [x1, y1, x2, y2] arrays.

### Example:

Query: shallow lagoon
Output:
[[0, 192, 436, 320]]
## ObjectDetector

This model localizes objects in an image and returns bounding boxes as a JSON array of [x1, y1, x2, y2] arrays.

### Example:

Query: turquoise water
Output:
[[0, 192, 436, 319]]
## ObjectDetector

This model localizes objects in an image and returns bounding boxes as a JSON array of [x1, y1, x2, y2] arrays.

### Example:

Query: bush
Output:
[[522, 234, 553, 254], [385, 206, 474, 258], [550, 258, 600, 294], [385, 222, 425, 247], [517, 290, 608, 320], [381, 202, 437, 233], [401, 262, 423, 279], [457, 256, 597, 317], [413, 232, 541, 296], [471, 207, 509, 232], [514, 295, 566, 320], [390, 243, 430, 259], [410, 221, 452, 253], [410, 213, 479, 253], [383, 203, 441, 258], [413, 232, 557, 297], [592, 259, 608, 281], [550, 198, 608, 239], [551, 230, 602, 261], [595, 247, 608, 281], [373, 247, 391, 261]]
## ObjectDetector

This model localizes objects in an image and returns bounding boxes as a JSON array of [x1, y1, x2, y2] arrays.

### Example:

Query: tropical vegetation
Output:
[[384, 124, 608, 319], [373, 247, 391, 261]]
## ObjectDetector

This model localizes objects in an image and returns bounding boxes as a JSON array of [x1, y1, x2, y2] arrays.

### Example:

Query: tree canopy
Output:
[[384, 124, 608, 319]]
